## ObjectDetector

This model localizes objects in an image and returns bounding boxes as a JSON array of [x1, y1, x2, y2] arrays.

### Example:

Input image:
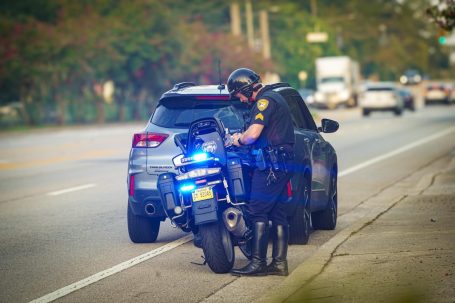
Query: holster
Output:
[[254, 146, 294, 173], [254, 149, 267, 171]]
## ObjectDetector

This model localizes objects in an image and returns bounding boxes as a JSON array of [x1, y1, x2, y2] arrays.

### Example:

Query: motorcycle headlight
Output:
[[176, 167, 222, 181]]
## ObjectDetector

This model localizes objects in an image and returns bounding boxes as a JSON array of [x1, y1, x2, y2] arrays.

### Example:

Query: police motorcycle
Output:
[[157, 117, 255, 273]]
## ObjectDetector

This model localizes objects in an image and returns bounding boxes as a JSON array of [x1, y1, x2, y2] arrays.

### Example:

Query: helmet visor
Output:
[[229, 83, 255, 100]]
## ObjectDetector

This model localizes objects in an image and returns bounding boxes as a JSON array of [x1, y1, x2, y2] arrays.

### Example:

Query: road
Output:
[[1, 103, 454, 303]]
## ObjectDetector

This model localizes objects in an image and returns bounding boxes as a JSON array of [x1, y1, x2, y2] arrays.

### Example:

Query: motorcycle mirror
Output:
[[172, 154, 185, 167]]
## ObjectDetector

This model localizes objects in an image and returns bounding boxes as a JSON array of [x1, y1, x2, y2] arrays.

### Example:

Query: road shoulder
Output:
[[254, 149, 455, 303]]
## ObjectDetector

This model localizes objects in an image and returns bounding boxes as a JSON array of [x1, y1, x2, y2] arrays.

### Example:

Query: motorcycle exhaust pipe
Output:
[[223, 207, 247, 238], [145, 203, 156, 215]]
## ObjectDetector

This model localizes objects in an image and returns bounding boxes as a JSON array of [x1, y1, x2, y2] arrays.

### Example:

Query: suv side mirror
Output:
[[318, 118, 339, 133]]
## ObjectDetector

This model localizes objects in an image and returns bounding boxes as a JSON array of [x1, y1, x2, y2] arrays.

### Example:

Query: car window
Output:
[[151, 98, 249, 131], [366, 87, 394, 91], [321, 77, 344, 84], [295, 95, 317, 131], [278, 88, 316, 131], [399, 90, 410, 96], [284, 94, 306, 129]]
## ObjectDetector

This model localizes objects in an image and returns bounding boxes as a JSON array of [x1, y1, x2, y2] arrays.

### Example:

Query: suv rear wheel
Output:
[[127, 204, 160, 243]]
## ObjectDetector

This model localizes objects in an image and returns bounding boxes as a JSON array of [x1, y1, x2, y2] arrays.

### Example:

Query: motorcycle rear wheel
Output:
[[199, 221, 235, 273]]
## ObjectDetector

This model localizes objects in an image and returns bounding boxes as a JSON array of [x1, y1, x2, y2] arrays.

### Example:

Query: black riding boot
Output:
[[267, 224, 289, 276], [231, 222, 268, 276]]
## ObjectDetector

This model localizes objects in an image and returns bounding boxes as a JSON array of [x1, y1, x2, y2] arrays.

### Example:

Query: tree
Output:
[[427, 0, 455, 31]]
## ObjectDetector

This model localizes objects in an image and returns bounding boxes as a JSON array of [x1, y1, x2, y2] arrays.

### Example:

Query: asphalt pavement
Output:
[[1, 105, 454, 303], [254, 149, 455, 303]]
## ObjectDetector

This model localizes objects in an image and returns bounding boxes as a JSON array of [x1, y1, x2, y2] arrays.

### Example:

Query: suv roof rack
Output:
[[173, 82, 196, 90]]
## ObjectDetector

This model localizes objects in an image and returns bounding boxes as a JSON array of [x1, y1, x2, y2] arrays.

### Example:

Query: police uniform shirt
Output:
[[249, 86, 295, 149]]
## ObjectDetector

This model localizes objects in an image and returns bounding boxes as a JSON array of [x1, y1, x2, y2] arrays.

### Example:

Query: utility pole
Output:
[[259, 9, 271, 59], [246, 0, 254, 49], [310, 0, 317, 17], [230, 2, 241, 36]]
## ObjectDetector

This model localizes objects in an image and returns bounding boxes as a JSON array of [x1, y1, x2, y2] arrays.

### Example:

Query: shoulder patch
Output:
[[257, 99, 269, 111], [255, 113, 264, 121]]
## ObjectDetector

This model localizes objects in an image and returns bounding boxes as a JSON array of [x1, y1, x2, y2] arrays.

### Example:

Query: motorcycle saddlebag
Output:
[[157, 173, 180, 216], [227, 157, 249, 202]]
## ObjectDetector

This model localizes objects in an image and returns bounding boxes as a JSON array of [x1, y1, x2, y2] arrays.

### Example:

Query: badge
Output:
[[257, 99, 269, 111], [202, 141, 217, 153], [255, 113, 264, 121]]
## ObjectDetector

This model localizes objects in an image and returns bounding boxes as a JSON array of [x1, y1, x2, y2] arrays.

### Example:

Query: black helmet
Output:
[[227, 68, 260, 99]]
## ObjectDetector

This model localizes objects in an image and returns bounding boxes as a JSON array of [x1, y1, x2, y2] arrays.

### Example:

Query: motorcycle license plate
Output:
[[192, 187, 214, 202]]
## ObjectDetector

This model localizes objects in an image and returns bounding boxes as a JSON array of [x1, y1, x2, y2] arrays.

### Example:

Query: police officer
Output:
[[227, 68, 294, 276]]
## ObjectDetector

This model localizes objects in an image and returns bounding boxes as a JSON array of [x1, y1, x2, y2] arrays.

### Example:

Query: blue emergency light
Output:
[[192, 152, 208, 162], [180, 184, 195, 192]]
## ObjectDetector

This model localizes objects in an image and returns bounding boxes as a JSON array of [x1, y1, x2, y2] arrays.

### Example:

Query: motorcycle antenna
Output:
[[217, 58, 225, 92]]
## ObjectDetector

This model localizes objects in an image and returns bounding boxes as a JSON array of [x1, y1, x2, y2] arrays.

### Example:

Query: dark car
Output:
[[398, 88, 416, 111], [127, 82, 339, 245], [400, 69, 422, 86]]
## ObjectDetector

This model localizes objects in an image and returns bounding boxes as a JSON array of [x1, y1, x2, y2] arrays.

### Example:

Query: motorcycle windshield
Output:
[[192, 131, 226, 166]]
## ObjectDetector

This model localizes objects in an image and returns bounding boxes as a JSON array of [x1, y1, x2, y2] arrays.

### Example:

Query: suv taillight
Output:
[[132, 132, 169, 148]]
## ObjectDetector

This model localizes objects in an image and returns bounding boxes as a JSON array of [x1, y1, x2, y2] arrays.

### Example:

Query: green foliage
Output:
[[268, 2, 339, 88], [0, 0, 451, 126]]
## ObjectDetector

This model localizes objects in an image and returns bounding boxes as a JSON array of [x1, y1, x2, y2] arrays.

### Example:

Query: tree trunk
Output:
[[96, 99, 105, 124], [118, 104, 126, 121], [55, 93, 66, 125], [19, 97, 32, 126], [116, 89, 126, 122], [133, 88, 148, 121]]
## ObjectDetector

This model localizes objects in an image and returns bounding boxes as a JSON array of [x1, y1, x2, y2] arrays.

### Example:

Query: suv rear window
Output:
[[151, 97, 249, 131]]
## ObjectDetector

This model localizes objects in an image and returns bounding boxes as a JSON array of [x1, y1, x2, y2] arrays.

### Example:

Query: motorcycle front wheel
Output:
[[199, 220, 235, 273]]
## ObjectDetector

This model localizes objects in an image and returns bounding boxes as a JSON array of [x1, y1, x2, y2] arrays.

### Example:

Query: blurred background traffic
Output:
[[0, 0, 454, 127]]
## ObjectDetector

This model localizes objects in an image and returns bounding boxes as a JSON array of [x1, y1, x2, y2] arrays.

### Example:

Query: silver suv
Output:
[[127, 82, 339, 245]]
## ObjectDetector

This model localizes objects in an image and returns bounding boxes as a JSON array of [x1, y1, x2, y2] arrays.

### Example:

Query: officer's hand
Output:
[[232, 133, 242, 147], [224, 133, 234, 147]]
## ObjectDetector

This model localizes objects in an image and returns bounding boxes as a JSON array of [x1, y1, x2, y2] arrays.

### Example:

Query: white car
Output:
[[424, 82, 451, 105], [359, 82, 404, 116]]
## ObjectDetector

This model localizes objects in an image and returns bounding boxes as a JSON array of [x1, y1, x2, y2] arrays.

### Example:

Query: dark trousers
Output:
[[248, 168, 292, 226]]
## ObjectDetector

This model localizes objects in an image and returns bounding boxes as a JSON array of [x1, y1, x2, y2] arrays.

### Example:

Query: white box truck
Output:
[[314, 56, 360, 109]]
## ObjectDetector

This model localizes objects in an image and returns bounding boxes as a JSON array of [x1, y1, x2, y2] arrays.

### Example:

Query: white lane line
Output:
[[46, 184, 97, 196], [339, 126, 455, 177], [29, 234, 193, 303]]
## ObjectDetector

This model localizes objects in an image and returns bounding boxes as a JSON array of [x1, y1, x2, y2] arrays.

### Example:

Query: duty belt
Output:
[[252, 146, 294, 172]]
